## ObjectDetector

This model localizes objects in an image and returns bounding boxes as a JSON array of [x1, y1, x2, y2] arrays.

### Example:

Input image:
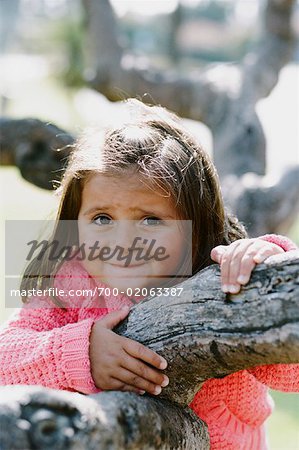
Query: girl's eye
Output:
[[93, 215, 112, 226], [143, 217, 162, 226]]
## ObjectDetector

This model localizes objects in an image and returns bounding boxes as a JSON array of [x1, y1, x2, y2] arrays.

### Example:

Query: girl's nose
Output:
[[113, 220, 139, 254]]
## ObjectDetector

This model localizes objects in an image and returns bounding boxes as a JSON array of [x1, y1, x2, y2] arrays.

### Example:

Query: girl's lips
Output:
[[109, 263, 146, 268]]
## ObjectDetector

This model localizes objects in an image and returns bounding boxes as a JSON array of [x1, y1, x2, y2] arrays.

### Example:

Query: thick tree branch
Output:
[[0, 118, 74, 189], [241, 0, 296, 103], [0, 387, 209, 450], [115, 252, 299, 405], [0, 254, 298, 449], [222, 166, 299, 236]]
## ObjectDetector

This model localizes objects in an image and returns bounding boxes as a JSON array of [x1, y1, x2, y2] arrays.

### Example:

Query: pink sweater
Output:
[[0, 234, 298, 449]]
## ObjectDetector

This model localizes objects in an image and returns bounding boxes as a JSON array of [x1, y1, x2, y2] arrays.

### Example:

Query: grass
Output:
[[1, 167, 298, 449]]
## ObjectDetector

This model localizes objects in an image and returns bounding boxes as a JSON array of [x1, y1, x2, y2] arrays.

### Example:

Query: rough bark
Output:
[[0, 387, 209, 450], [0, 253, 298, 449], [115, 252, 299, 405], [0, 118, 74, 189]]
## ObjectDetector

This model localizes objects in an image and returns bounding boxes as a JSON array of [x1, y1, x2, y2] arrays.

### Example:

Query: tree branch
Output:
[[0, 386, 209, 450], [0, 118, 74, 189], [222, 166, 299, 236], [115, 252, 299, 405]]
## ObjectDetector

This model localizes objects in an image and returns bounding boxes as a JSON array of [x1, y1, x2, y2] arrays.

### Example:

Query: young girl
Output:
[[0, 99, 298, 449]]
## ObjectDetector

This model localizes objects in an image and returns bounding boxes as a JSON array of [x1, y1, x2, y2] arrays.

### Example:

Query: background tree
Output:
[[0, 0, 298, 236]]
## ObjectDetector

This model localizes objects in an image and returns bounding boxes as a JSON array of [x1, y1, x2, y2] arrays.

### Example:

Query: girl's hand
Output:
[[89, 306, 169, 396], [211, 238, 284, 294]]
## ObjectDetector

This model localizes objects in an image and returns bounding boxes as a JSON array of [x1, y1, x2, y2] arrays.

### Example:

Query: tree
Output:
[[0, 253, 298, 449]]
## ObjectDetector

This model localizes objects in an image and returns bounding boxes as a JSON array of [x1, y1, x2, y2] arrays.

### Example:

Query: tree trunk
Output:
[[0, 253, 298, 449]]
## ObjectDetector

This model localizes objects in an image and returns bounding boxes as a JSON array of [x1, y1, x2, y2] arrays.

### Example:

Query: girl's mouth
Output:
[[109, 263, 146, 269]]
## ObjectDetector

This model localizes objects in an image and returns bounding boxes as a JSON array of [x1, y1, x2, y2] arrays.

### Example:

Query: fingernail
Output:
[[138, 390, 146, 395], [237, 275, 248, 284], [161, 376, 169, 387], [160, 359, 167, 370], [121, 305, 130, 311], [253, 255, 263, 263], [154, 386, 162, 395], [222, 285, 229, 293], [228, 285, 239, 294]]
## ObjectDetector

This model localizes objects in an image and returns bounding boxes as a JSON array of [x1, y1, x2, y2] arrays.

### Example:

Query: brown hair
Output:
[[21, 99, 246, 305]]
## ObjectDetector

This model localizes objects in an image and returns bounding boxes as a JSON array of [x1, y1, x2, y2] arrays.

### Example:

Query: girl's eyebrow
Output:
[[82, 206, 176, 219]]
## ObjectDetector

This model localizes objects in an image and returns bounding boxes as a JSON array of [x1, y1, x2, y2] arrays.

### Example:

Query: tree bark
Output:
[[0, 387, 209, 450], [0, 118, 74, 189], [0, 253, 298, 449]]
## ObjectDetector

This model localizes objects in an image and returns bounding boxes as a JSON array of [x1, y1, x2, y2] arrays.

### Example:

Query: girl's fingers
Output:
[[212, 239, 285, 295], [120, 352, 169, 389], [224, 240, 255, 291], [112, 366, 165, 396], [107, 377, 146, 395], [123, 338, 167, 370], [218, 240, 243, 292], [252, 243, 284, 264], [99, 306, 130, 329], [236, 242, 284, 286], [210, 245, 227, 264], [236, 243, 259, 285]]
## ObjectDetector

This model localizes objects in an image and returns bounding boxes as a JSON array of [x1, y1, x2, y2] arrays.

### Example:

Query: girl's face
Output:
[[77, 172, 191, 295]]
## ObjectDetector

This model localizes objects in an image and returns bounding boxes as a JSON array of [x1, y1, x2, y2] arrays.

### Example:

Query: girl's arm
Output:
[[0, 298, 100, 394], [247, 364, 299, 391]]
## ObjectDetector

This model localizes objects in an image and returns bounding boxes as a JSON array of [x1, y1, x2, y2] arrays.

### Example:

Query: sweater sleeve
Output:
[[247, 364, 299, 391], [258, 233, 298, 251], [0, 298, 101, 394], [248, 234, 299, 391]]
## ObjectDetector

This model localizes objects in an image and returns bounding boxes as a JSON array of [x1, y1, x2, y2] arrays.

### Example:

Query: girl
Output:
[[0, 99, 298, 450]]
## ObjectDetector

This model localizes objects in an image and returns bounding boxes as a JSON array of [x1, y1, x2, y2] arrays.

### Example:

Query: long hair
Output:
[[21, 99, 246, 306]]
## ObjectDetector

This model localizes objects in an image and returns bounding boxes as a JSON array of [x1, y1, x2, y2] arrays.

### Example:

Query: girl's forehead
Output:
[[82, 172, 173, 202]]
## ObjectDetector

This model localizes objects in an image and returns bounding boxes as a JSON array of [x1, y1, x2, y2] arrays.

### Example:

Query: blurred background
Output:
[[0, 1, 298, 448]]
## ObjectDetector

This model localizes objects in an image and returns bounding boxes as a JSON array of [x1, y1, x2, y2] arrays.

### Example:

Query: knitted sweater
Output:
[[0, 234, 298, 449]]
